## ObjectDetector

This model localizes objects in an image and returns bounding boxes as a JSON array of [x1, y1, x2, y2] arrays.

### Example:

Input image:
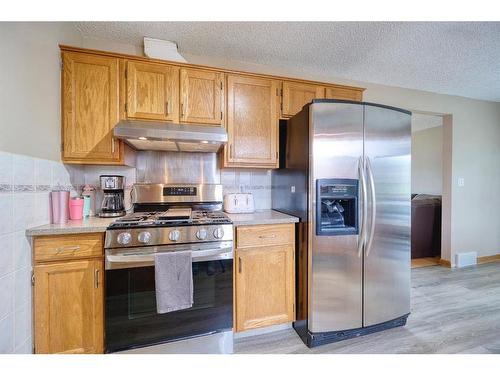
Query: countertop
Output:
[[226, 210, 299, 226], [26, 217, 116, 236], [26, 210, 299, 236]]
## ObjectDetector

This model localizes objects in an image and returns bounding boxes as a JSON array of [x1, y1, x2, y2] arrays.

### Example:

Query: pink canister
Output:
[[51, 190, 70, 224], [69, 197, 84, 220]]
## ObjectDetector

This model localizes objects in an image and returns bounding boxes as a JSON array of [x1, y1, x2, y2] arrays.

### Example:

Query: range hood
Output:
[[114, 120, 228, 153]]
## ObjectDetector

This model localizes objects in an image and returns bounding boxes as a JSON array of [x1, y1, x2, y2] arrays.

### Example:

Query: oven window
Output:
[[105, 259, 233, 353]]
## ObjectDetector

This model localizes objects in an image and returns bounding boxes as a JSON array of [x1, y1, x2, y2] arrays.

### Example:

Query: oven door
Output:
[[105, 241, 233, 353]]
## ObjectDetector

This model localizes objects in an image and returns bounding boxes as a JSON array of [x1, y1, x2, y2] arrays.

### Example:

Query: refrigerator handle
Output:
[[365, 156, 377, 257], [357, 156, 368, 258]]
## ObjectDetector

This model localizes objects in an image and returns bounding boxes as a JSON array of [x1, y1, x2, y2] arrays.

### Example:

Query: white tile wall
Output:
[[0, 151, 83, 354], [221, 169, 272, 209]]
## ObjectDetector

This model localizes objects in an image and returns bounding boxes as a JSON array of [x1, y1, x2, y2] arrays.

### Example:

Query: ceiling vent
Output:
[[143, 37, 187, 62]]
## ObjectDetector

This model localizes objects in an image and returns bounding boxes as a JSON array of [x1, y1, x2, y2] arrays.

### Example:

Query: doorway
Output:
[[410, 113, 444, 268]]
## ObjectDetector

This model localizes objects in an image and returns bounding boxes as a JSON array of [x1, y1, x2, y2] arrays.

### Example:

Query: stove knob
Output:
[[117, 232, 132, 245], [196, 229, 208, 240], [213, 227, 225, 239], [138, 231, 152, 244], [169, 230, 181, 242]]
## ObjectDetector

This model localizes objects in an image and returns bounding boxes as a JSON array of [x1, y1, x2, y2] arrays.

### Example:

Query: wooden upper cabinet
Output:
[[180, 68, 224, 125], [225, 74, 279, 168], [34, 259, 103, 354], [324, 85, 363, 101], [62, 52, 121, 163], [126, 61, 179, 121], [282, 81, 324, 118]]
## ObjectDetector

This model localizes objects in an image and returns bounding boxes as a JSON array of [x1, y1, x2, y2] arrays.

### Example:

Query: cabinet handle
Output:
[[259, 234, 276, 239], [166, 100, 169, 115], [94, 269, 100, 289], [111, 139, 115, 154], [181, 102, 185, 117], [238, 257, 242, 273], [230, 144, 233, 158], [55, 245, 80, 253]]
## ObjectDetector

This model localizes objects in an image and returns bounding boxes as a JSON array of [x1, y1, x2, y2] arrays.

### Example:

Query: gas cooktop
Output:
[[108, 209, 232, 229]]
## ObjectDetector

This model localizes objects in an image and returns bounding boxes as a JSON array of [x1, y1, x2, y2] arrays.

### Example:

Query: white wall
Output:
[[0, 23, 83, 354], [0, 22, 83, 161], [411, 126, 443, 195]]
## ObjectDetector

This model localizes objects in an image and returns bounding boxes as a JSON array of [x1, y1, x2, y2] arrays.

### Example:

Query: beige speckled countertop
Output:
[[26, 217, 116, 236], [226, 210, 299, 226], [26, 210, 299, 237]]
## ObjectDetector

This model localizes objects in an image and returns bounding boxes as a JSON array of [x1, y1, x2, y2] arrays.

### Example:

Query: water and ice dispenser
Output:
[[316, 179, 358, 236]]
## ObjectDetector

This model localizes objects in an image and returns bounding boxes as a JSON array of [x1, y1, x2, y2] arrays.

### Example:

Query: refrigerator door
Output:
[[363, 104, 411, 327], [309, 102, 364, 333]]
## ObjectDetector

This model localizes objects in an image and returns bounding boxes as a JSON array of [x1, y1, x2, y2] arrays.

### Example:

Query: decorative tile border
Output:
[[0, 184, 79, 194], [0, 184, 12, 192], [14, 185, 35, 192], [223, 184, 272, 191], [35, 185, 52, 192]]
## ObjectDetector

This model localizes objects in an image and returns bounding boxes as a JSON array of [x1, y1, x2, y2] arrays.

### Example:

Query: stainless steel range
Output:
[[104, 183, 234, 354]]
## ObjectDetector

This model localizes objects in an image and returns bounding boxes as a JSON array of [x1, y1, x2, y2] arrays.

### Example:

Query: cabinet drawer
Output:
[[236, 224, 294, 248], [34, 233, 104, 263]]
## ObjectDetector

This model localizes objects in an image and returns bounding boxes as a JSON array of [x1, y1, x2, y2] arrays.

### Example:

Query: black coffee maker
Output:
[[99, 175, 126, 218]]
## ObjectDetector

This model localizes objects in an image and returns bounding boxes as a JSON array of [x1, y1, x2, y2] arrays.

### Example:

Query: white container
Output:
[[223, 193, 255, 214]]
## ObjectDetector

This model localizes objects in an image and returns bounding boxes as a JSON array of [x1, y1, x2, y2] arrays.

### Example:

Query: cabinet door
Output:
[[226, 74, 279, 168], [235, 244, 295, 332], [325, 86, 363, 101], [180, 68, 224, 125], [126, 61, 179, 121], [34, 260, 103, 354], [62, 52, 120, 163], [282, 81, 324, 118]]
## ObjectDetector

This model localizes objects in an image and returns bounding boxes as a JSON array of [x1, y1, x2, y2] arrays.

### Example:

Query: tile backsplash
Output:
[[79, 165, 273, 211], [220, 169, 272, 210], [0, 151, 84, 354]]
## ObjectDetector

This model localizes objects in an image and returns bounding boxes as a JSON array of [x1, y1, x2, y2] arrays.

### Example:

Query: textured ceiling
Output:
[[74, 22, 500, 102]]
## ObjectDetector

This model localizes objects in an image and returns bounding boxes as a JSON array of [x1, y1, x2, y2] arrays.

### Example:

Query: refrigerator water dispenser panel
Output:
[[316, 178, 358, 236]]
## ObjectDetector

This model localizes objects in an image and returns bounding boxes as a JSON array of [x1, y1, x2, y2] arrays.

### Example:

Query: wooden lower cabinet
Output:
[[33, 234, 104, 354], [234, 224, 295, 332]]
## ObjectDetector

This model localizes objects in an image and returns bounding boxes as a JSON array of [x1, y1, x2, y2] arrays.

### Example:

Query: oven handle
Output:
[[105, 247, 233, 270]]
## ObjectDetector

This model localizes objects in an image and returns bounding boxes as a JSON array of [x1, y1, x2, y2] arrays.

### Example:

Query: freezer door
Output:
[[309, 102, 364, 333], [363, 104, 411, 327]]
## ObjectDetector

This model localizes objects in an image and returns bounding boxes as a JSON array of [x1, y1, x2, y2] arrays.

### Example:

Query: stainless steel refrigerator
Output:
[[272, 100, 411, 347]]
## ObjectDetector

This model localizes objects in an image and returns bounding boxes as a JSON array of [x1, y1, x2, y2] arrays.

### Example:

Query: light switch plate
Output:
[[458, 177, 465, 187]]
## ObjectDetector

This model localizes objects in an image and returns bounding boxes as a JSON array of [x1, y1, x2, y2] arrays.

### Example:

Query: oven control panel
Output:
[[163, 186, 197, 196]]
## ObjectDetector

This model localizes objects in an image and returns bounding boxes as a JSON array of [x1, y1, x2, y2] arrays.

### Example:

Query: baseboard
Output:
[[234, 323, 292, 339], [437, 254, 500, 268], [438, 258, 451, 267], [477, 254, 500, 265]]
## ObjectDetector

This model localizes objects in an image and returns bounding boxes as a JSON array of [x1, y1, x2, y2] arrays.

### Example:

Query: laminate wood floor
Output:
[[234, 262, 500, 354], [411, 256, 441, 268]]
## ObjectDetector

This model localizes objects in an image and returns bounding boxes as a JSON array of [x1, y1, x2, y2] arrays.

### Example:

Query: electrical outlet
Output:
[[291, 186, 296, 193], [458, 177, 465, 187]]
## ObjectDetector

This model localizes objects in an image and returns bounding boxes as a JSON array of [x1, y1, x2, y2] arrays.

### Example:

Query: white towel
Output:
[[155, 251, 193, 314]]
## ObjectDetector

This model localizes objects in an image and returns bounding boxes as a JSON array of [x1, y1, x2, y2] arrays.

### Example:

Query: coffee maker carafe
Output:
[[99, 175, 126, 218]]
